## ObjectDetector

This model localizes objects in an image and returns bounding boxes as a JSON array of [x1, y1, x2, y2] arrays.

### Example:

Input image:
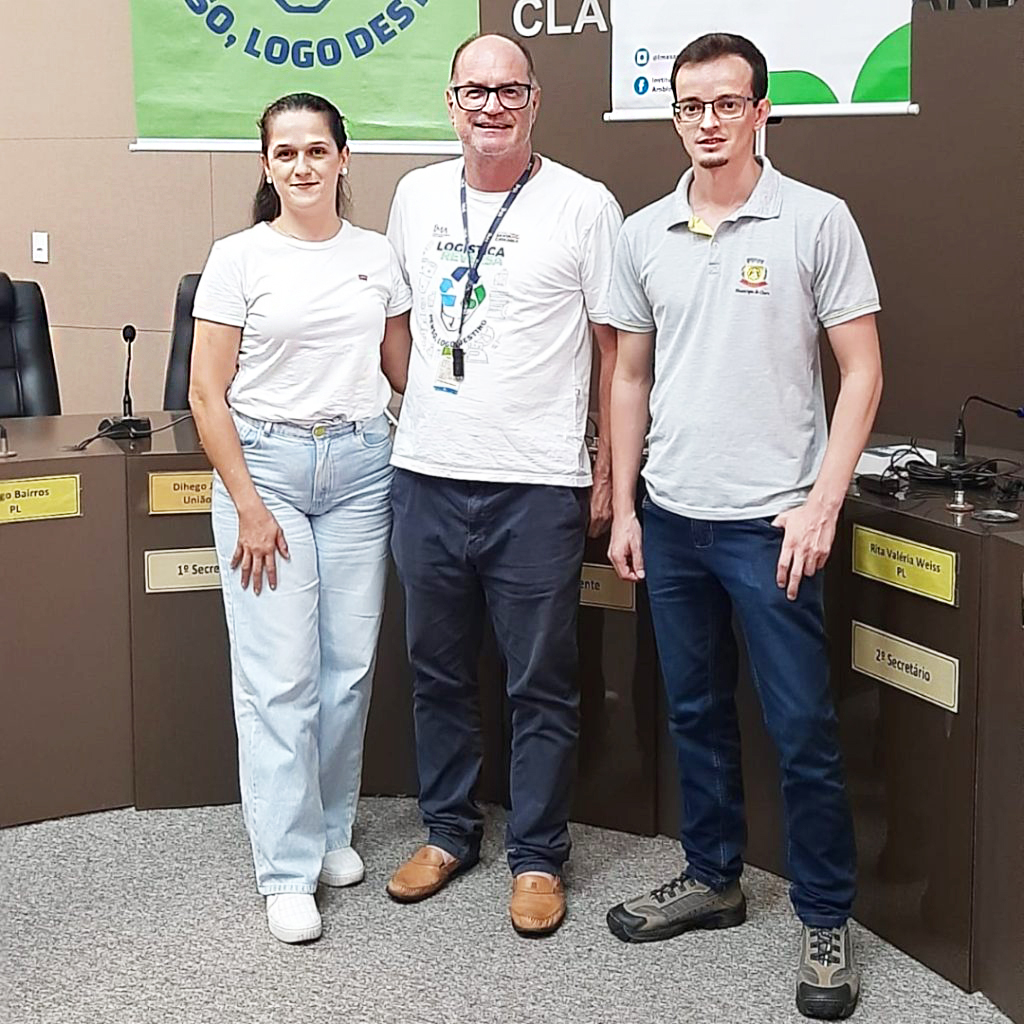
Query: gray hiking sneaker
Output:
[[606, 873, 746, 943], [796, 923, 860, 1020]]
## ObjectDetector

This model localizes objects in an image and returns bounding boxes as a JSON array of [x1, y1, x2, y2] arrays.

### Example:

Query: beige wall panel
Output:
[[52, 327, 171, 416], [0, 141, 213, 333], [346, 155, 448, 233], [211, 152, 446, 242], [210, 153, 264, 242], [0, 0, 135, 141]]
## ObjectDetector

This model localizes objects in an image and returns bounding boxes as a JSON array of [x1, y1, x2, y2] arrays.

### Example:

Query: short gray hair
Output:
[[449, 33, 538, 86]]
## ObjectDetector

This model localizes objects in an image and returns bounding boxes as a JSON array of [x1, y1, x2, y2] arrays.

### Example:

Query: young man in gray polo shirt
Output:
[[605, 33, 882, 1021]]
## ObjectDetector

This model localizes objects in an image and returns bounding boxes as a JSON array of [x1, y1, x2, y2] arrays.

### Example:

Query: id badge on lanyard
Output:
[[433, 156, 535, 395]]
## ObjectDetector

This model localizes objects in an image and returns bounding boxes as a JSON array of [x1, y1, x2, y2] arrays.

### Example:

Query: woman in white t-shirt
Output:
[[189, 93, 411, 945]]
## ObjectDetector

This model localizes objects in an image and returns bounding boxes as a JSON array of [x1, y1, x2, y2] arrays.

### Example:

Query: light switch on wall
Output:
[[31, 231, 49, 263]]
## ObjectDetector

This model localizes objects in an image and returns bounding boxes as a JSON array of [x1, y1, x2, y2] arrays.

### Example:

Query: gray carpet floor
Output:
[[0, 797, 1010, 1024]]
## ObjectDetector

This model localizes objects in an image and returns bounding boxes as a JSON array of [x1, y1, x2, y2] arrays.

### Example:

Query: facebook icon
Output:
[[633, 77, 650, 96]]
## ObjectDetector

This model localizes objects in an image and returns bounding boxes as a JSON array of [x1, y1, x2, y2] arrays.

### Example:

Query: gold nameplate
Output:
[[148, 471, 213, 515], [852, 621, 959, 712], [145, 547, 222, 593], [580, 563, 635, 612], [0, 474, 80, 524], [852, 525, 958, 606]]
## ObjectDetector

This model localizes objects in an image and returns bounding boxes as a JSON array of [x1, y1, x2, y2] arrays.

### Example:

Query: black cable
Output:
[[904, 456, 1022, 490], [857, 439, 931, 494], [64, 413, 193, 452], [859, 439, 1023, 504], [950, 395, 1024, 463], [147, 413, 193, 435], [880, 439, 929, 482]]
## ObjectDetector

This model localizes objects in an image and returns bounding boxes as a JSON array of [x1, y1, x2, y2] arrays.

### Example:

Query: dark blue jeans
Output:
[[390, 469, 588, 876], [643, 498, 856, 927]]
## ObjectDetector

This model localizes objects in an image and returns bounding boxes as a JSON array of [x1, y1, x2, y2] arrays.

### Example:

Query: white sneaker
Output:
[[266, 893, 322, 944], [320, 846, 365, 887]]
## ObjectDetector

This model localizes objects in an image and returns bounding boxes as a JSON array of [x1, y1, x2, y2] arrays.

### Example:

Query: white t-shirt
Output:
[[193, 220, 412, 426], [387, 157, 622, 486]]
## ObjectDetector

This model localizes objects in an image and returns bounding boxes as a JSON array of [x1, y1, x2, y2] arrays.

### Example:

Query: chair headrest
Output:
[[0, 273, 13, 320]]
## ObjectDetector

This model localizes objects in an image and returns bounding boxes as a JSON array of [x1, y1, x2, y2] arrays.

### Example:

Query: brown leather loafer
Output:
[[509, 874, 566, 936], [386, 846, 469, 903]]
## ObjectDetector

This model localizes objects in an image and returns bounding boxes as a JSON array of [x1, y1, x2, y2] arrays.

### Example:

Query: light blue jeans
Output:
[[211, 411, 393, 895]]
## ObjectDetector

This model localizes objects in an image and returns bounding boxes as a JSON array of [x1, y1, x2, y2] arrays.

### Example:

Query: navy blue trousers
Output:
[[391, 469, 588, 875], [643, 498, 856, 927]]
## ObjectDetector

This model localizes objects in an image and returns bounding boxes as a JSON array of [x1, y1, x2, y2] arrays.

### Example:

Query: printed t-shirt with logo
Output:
[[387, 157, 623, 487], [609, 157, 880, 520], [194, 221, 412, 426]]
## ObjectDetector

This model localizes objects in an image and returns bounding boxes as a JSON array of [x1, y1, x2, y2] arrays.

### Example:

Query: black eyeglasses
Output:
[[451, 83, 533, 112], [672, 95, 758, 122]]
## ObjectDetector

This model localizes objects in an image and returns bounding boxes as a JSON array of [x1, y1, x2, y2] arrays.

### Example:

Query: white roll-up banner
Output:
[[608, 1, 915, 121]]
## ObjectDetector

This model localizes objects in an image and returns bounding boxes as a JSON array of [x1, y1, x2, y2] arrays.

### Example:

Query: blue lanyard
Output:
[[454, 155, 535, 378]]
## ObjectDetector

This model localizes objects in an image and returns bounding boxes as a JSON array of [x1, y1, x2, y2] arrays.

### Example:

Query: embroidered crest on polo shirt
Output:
[[738, 259, 770, 295]]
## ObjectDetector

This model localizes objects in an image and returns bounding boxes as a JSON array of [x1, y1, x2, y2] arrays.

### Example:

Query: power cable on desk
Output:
[[855, 440, 1024, 507], [904, 457, 1022, 490], [64, 413, 194, 452], [854, 439, 931, 497]]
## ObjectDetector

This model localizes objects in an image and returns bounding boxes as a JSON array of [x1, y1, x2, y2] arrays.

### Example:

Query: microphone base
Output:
[[99, 415, 152, 439], [939, 452, 969, 469]]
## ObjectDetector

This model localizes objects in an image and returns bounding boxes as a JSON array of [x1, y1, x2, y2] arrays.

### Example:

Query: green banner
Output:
[[131, 0, 479, 142]]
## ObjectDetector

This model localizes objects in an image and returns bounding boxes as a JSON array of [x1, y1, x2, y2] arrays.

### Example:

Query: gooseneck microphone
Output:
[[122, 323, 137, 417], [97, 324, 152, 439], [941, 394, 1024, 467]]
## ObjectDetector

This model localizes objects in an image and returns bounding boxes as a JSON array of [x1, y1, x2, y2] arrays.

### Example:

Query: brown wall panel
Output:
[[482, 1, 1024, 449], [767, 6, 1024, 449], [2, 2, 1021, 428]]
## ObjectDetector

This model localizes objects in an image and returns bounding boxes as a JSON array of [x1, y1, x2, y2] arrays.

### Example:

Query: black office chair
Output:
[[0, 273, 61, 417], [163, 273, 201, 411]]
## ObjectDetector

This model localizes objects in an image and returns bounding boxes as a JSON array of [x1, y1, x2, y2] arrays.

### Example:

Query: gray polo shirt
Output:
[[610, 157, 880, 520]]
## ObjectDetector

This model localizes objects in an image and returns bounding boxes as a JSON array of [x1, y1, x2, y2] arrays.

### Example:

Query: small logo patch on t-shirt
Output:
[[358, 274, 368, 281]]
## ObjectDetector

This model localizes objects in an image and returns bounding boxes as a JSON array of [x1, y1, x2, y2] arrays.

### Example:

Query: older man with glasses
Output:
[[383, 33, 622, 936], [606, 32, 882, 1019]]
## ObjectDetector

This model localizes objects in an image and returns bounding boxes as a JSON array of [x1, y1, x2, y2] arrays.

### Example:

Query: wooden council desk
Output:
[[3, 416, 1021, 1023], [0, 415, 133, 827], [832, 479, 1024, 1022]]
